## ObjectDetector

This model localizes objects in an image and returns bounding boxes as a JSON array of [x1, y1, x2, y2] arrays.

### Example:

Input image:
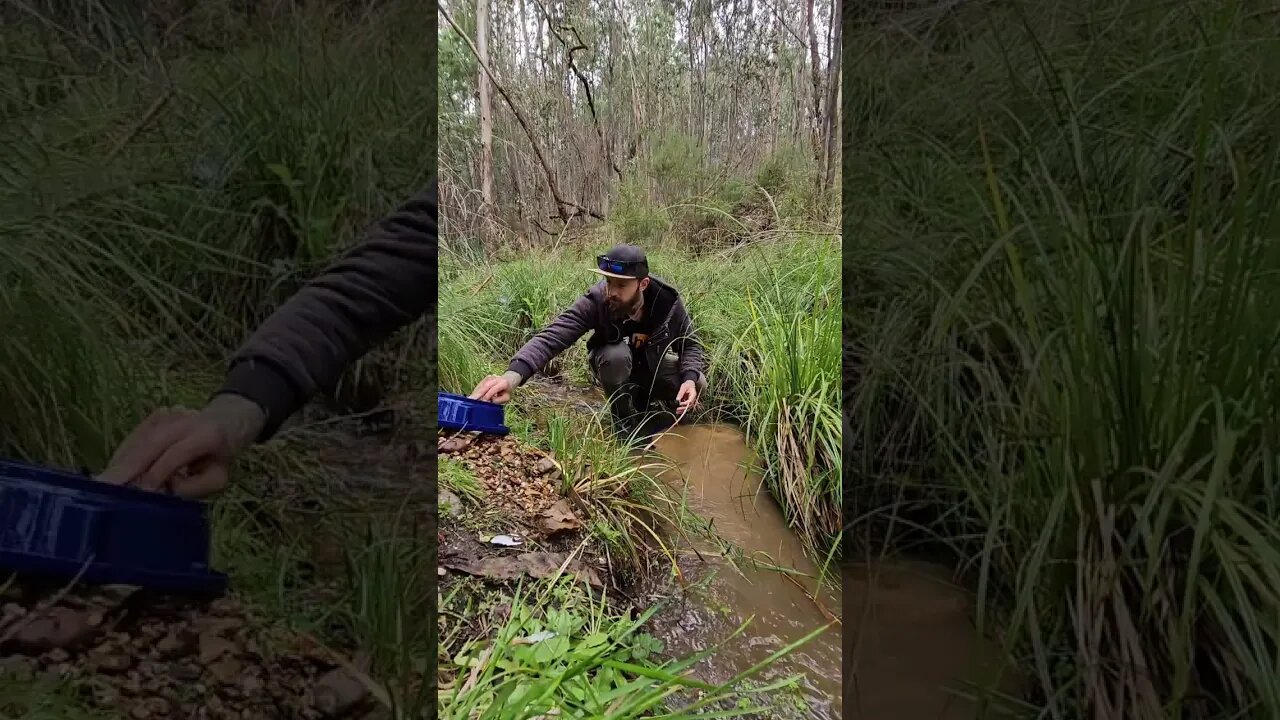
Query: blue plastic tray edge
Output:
[[0, 457, 210, 513], [0, 456, 228, 595], [438, 392, 510, 435], [439, 419, 511, 436], [0, 549, 228, 595], [437, 391, 505, 410]]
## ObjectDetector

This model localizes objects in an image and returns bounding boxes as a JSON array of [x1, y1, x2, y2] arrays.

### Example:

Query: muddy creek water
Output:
[[646, 423, 1010, 720], [646, 423, 842, 718]]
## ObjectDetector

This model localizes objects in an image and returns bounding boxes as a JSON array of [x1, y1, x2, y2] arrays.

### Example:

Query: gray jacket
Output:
[[219, 181, 437, 441], [507, 274, 707, 386]]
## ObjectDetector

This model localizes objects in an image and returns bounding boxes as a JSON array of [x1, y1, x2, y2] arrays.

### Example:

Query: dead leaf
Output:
[[539, 500, 582, 537], [443, 551, 603, 588], [198, 633, 236, 664], [7, 607, 99, 652]]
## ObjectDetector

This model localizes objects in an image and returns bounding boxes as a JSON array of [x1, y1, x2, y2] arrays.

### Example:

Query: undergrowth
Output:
[[438, 574, 823, 718], [2, 2, 436, 716], [846, 0, 1280, 716]]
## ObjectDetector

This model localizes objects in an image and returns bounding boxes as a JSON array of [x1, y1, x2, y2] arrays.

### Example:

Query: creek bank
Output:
[[437, 432, 608, 593]]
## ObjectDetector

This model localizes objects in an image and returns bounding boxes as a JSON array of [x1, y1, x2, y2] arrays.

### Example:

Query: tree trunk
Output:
[[477, 0, 496, 218], [805, 0, 823, 167], [768, 3, 782, 154], [821, 0, 841, 192]]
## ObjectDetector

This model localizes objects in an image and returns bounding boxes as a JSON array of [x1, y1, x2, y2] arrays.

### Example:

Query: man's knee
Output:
[[591, 342, 633, 387]]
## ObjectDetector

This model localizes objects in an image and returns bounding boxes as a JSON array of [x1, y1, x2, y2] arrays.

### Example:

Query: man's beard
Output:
[[607, 294, 640, 320]]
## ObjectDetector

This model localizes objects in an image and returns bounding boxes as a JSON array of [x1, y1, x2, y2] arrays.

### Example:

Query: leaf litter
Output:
[[0, 583, 379, 719], [437, 432, 600, 588]]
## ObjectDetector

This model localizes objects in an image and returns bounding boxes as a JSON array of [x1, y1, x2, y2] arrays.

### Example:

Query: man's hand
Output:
[[470, 371, 522, 404], [97, 394, 266, 499], [676, 380, 699, 415]]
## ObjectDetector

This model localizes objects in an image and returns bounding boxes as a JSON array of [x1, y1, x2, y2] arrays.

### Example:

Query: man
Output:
[[98, 180, 438, 498], [470, 244, 707, 437]]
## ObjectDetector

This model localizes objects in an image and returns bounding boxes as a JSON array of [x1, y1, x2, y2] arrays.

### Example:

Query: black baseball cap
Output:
[[591, 244, 649, 280]]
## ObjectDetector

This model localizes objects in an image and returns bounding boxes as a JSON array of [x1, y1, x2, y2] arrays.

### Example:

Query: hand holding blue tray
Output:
[[0, 457, 227, 595]]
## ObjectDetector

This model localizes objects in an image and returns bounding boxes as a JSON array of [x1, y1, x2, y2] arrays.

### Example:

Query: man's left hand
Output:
[[676, 380, 698, 415]]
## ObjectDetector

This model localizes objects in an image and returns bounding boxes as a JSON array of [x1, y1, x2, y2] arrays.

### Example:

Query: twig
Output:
[[780, 572, 841, 626], [640, 406, 690, 454], [296, 631, 394, 711], [106, 88, 174, 162]]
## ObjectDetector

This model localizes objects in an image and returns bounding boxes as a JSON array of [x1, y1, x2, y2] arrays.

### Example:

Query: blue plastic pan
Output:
[[438, 392, 510, 435], [0, 457, 227, 595]]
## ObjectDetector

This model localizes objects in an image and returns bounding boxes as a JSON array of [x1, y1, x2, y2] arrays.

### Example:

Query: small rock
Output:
[[91, 682, 120, 705], [210, 655, 243, 684], [439, 489, 463, 518], [43, 662, 73, 680], [210, 597, 240, 615], [90, 649, 133, 673], [169, 663, 201, 682], [535, 456, 558, 475], [439, 435, 473, 453], [242, 672, 263, 694], [312, 667, 369, 718], [0, 655, 37, 680], [193, 616, 242, 636], [156, 631, 188, 658]]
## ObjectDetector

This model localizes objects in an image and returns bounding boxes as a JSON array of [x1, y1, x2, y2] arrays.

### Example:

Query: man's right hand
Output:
[[97, 394, 267, 499], [470, 371, 522, 404]]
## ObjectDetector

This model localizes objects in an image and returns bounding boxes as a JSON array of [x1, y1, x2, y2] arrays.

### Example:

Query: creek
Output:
[[645, 423, 1010, 719], [532, 383, 1009, 718]]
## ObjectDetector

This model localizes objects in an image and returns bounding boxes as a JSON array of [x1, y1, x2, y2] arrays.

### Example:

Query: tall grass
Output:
[[846, 0, 1280, 714], [2, 1, 438, 712]]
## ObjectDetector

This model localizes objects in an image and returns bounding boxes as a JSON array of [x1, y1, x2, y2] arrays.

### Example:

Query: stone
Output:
[[312, 667, 369, 718], [440, 488, 463, 518]]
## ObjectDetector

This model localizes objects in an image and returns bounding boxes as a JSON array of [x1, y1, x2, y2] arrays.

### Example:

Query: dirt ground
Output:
[[0, 582, 379, 719], [436, 429, 628, 687], [0, 416, 438, 720], [437, 431, 607, 591]]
